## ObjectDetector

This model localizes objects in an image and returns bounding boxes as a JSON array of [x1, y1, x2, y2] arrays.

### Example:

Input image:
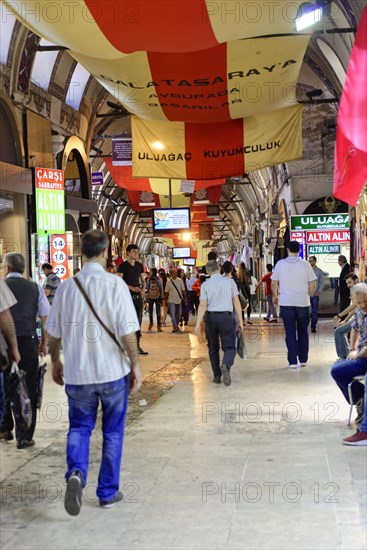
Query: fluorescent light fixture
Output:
[[296, 2, 323, 31]]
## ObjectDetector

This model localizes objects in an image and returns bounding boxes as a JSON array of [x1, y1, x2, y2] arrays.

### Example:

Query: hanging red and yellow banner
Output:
[[3, 1, 307, 54], [131, 104, 303, 179], [73, 35, 308, 123]]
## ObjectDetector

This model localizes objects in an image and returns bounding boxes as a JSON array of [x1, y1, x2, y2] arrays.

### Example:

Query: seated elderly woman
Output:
[[331, 283, 367, 446]]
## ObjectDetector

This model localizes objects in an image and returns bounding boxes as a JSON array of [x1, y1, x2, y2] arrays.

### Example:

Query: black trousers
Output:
[[205, 312, 237, 377], [131, 295, 143, 346], [0, 335, 39, 441], [148, 299, 161, 326]]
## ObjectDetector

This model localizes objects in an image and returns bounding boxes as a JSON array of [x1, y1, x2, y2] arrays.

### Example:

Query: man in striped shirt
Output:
[[42, 263, 61, 305], [194, 261, 243, 386]]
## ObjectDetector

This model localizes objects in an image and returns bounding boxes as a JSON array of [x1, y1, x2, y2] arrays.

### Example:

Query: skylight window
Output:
[[0, 12, 16, 65], [31, 39, 58, 90], [66, 64, 90, 110]]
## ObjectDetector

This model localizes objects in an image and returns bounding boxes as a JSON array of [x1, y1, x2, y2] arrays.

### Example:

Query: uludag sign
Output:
[[290, 214, 349, 231], [306, 230, 350, 244]]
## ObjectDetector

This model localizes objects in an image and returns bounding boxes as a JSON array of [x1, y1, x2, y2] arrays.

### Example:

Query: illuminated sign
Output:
[[173, 247, 191, 259], [34, 168, 65, 235], [306, 230, 350, 244], [308, 244, 341, 254], [290, 214, 349, 231]]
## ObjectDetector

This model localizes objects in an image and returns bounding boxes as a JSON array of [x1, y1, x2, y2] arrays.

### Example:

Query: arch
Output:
[[0, 90, 24, 166], [61, 135, 91, 199]]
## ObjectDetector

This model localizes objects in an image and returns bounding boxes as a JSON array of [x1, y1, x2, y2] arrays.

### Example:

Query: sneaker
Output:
[[148, 323, 153, 330], [263, 317, 270, 322], [17, 439, 35, 449], [300, 363, 307, 368], [172, 328, 179, 333], [100, 491, 123, 508], [157, 326, 163, 332], [64, 471, 83, 516], [138, 347, 148, 355], [220, 363, 231, 386], [213, 376, 221, 384], [288, 364, 299, 369], [342, 431, 367, 446], [0, 430, 14, 441], [269, 319, 278, 323], [184, 322, 188, 326]]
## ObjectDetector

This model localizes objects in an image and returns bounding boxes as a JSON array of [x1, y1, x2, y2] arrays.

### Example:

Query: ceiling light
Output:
[[152, 141, 165, 150], [295, 2, 324, 31]]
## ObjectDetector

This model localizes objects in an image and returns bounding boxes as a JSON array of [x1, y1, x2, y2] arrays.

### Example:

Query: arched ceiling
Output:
[[0, 0, 365, 254]]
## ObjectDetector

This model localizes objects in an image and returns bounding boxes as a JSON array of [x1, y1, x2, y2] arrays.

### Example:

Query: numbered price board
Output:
[[50, 234, 69, 280]]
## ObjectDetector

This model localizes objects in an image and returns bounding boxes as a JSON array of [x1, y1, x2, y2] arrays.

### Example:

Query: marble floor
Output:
[[0, 315, 366, 550]]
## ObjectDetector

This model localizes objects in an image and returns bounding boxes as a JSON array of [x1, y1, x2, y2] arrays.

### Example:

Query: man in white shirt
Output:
[[47, 230, 142, 515], [194, 261, 243, 386], [271, 241, 317, 368]]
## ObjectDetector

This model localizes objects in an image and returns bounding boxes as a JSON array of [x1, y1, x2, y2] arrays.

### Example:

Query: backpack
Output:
[[147, 278, 161, 300]]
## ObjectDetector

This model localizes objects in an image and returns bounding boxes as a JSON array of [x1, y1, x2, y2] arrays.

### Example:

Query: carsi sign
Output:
[[34, 168, 65, 235], [290, 214, 349, 231]]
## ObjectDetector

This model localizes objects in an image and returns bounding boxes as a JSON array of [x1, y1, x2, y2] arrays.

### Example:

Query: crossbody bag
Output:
[[73, 277, 125, 355], [171, 280, 184, 301]]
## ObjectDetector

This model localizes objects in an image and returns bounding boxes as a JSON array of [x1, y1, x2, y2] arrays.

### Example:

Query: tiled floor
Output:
[[1, 316, 366, 550]]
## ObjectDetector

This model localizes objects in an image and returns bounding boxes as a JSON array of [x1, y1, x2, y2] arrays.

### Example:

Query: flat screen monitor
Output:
[[173, 247, 191, 259], [183, 258, 196, 266], [152, 208, 190, 232], [206, 204, 220, 217]]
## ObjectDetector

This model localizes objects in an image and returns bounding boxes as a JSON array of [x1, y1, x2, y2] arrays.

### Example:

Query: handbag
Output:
[[0, 331, 9, 372], [73, 277, 126, 355], [237, 330, 247, 360], [8, 362, 32, 432]]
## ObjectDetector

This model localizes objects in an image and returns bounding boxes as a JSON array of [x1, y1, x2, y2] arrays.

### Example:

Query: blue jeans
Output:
[[331, 358, 367, 404], [334, 319, 353, 359], [360, 375, 367, 433], [168, 302, 182, 330], [280, 306, 310, 365], [266, 295, 277, 319], [205, 312, 237, 377], [65, 376, 129, 502], [310, 296, 319, 330]]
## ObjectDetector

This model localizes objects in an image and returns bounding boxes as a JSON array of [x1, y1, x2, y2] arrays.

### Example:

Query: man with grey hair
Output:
[[46, 230, 142, 515], [331, 283, 367, 446], [195, 260, 243, 386], [0, 253, 50, 448]]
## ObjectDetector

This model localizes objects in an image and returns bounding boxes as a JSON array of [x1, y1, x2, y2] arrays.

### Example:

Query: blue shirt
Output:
[[200, 273, 239, 312], [352, 308, 367, 352], [312, 266, 325, 293]]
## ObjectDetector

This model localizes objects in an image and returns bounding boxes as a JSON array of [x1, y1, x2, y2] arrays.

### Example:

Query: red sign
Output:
[[306, 230, 350, 244], [35, 168, 64, 190], [50, 234, 69, 280], [290, 231, 306, 244]]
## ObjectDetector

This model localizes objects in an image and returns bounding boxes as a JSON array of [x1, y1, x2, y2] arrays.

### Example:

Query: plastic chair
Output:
[[347, 375, 365, 426]]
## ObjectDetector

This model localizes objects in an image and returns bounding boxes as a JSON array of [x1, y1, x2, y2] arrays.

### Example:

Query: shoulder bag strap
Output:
[[73, 277, 125, 354], [171, 280, 183, 301]]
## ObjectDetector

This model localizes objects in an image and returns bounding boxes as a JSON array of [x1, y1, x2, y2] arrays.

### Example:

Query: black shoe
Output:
[[0, 430, 14, 441], [269, 319, 278, 323], [247, 321, 253, 325], [100, 491, 123, 508], [138, 347, 148, 355], [311, 328, 317, 333], [220, 363, 231, 386], [17, 439, 35, 449], [263, 317, 270, 322], [64, 471, 83, 516], [184, 322, 188, 326], [213, 376, 221, 384]]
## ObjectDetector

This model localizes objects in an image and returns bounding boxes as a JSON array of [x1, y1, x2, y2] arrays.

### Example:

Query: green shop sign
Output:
[[308, 244, 341, 255], [34, 168, 65, 235], [290, 214, 349, 231]]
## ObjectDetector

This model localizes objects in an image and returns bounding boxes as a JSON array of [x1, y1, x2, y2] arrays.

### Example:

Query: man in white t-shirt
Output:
[[271, 241, 317, 368]]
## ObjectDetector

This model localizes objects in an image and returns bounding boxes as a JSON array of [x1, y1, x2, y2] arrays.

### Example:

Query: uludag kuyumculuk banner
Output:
[[131, 104, 303, 179]]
